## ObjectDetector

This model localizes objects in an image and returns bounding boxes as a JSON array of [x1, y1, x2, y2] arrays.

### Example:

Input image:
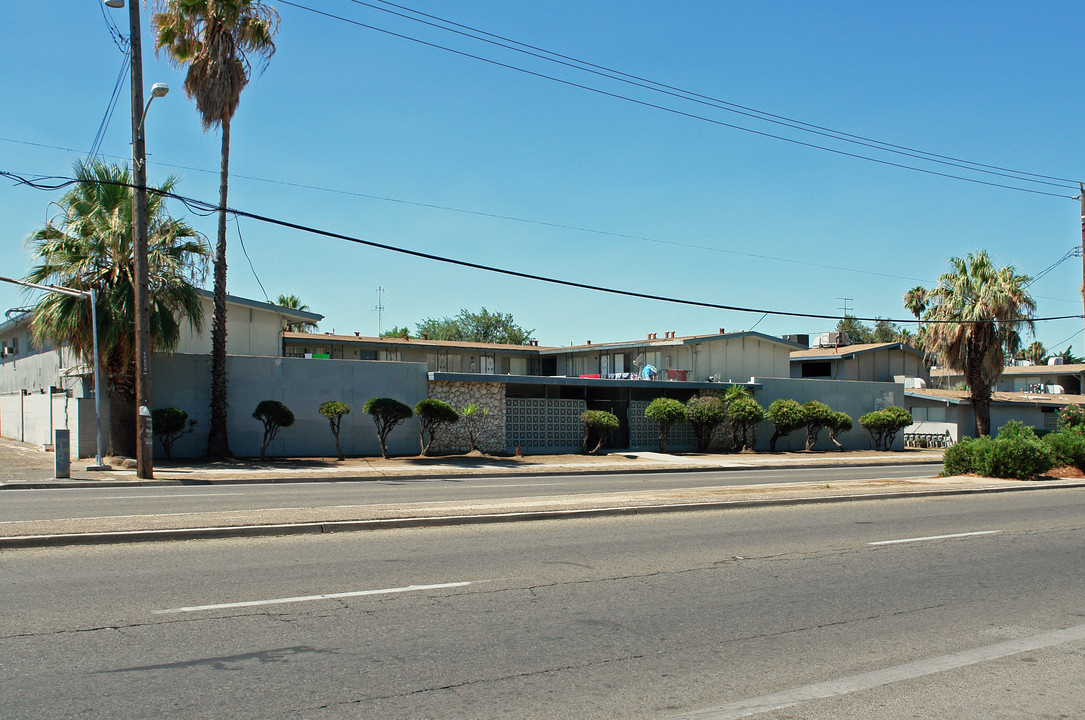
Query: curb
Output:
[[3, 480, 1080, 550], [0, 457, 946, 490]]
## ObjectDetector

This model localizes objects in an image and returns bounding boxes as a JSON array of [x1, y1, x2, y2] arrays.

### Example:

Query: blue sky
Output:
[[3, 1, 1084, 352]]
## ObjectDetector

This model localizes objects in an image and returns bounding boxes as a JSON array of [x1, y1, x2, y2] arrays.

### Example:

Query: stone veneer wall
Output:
[[427, 380, 506, 454]]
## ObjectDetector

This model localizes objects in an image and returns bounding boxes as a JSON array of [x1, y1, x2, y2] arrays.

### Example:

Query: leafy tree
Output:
[[802, 400, 834, 451], [253, 400, 294, 459], [153, 0, 281, 458], [25, 160, 208, 457], [415, 398, 458, 456], [727, 395, 765, 451], [460, 402, 490, 452], [644, 397, 687, 452], [767, 399, 807, 451], [277, 293, 318, 332], [363, 397, 412, 459], [919, 251, 1035, 436], [318, 400, 350, 460], [580, 410, 619, 454], [152, 408, 196, 459], [836, 315, 899, 344], [381, 325, 412, 338], [686, 395, 727, 452], [416, 307, 534, 344], [826, 411, 853, 452]]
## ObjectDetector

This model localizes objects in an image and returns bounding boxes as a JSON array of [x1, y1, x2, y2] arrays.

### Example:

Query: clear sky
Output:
[[3, 1, 1084, 353]]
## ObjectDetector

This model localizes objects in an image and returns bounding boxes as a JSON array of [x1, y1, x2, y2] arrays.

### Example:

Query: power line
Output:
[[5, 170, 1077, 326], [89, 49, 131, 160], [277, 0, 1078, 200], [353, 0, 1082, 191]]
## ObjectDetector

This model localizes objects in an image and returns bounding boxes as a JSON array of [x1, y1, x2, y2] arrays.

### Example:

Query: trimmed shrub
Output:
[[363, 397, 413, 459], [728, 396, 765, 451], [802, 400, 834, 451], [253, 400, 295, 460], [645, 397, 687, 452], [941, 436, 990, 476], [686, 395, 727, 452], [415, 398, 459, 456], [767, 399, 806, 451], [151, 407, 195, 459], [319, 401, 350, 461], [580, 409, 620, 454], [859, 406, 912, 451], [826, 411, 853, 452]]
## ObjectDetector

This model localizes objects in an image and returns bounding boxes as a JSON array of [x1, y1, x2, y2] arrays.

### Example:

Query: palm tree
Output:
[[25, 160, 209, 457], [921, 251, 1035, 437], [153, 0, 280, 458], [1022, 340, 1046, 365], [276, 293, 318, 333], [903, 285, 928, 321]]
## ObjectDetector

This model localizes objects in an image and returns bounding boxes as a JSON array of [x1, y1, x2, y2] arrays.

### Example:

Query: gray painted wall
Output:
[[753, 377, 906, 451], [151, 354, 429, 458]]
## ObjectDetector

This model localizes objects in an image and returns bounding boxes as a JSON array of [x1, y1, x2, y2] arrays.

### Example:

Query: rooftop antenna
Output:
[[838, 297, 853, 318], [372, 286, 385, 336]]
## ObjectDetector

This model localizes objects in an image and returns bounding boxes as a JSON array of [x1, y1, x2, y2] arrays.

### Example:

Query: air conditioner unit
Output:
[[1, 346, 13, 357]]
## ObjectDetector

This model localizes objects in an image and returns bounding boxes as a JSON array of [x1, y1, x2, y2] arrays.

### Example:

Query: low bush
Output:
[[151, 407, 195, 459], [942, 426, 1054, 479], [253, 400, 295, 460], [645, 397, 687, 452], [687, 395, 727, 452], [859, 406, 912, 451], [728, 396, 765, 451], [802, 400, 833, 451], [1042, 429, 1085, 471]]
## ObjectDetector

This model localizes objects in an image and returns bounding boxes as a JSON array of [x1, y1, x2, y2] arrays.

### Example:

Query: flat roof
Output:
[[906, 387, 1085, 407], [284, 332, 550, 353], [791, 342, 924, 361], [429, 372, 761, 390]]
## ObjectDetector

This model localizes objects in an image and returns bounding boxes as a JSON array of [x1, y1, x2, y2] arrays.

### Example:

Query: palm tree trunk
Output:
[[107, 352, 137, 458], [207, 117, 232, 458]]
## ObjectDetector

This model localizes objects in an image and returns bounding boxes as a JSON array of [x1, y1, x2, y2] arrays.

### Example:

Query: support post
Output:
[[128, 0, 154, 479]]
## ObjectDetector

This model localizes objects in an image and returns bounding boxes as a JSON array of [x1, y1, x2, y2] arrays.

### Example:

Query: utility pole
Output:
[[127, 0, 153, 479]]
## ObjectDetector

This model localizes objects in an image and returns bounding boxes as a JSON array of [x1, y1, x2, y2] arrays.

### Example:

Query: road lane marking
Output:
[[869, 530, 1001, 546], [665, 622, 1085, 719], [153, 581, 475, 614]]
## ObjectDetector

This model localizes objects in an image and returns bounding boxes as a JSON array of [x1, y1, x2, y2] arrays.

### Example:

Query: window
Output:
[[801, 361, 831, 378]]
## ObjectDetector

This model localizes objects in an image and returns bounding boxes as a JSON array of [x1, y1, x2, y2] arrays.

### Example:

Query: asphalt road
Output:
[[4, 488, 1082, 719], [0, 463, 943, 522]]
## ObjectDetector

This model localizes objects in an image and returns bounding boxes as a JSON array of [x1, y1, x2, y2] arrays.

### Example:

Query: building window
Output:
[[801, 361, 831, 378]]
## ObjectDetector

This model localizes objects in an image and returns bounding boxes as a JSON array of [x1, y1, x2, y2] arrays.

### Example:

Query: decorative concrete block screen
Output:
[[629, 400, 695, 451], [506, 398, 585, 453]]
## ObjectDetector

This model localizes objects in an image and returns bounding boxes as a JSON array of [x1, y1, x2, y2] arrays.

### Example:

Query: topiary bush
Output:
[[580, 409, 620, 454], [253, 400, 295, 460], [802, 400, 834, 451], [645, 397, 687, 452], [415, 398, 458, 456], [319, 400, 350, 461], [860, 406, 913, 451], [826, 411, 853, 452], [151, 407, 196, 459], [363, 397, 413, 459], [767, 399, 806, 451], [727, 396, 765, 451], [686, 395, 727, 452]]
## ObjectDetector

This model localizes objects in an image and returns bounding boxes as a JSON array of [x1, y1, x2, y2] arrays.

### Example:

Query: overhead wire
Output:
[[353, 0, 1081, 191], [276, 0, 1078, 199], [4, 169, 1078, 326], [89, 50, 132, 160]]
